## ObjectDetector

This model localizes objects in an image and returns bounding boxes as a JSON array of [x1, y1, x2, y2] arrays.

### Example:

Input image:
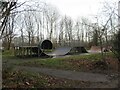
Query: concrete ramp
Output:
[[89, 46, 101, 53], [89, 46, 109, 53], [45, 46, 88, 56], [46, 47, 72, 56]]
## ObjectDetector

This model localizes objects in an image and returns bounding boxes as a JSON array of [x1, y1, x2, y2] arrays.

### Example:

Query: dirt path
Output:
[[15, 66, 110, 82], [3, 58, 118, 88]]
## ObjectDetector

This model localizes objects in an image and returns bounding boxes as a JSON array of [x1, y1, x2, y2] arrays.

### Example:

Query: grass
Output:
[[2, 50, 14, 56], [2, 49, 117, 72], [17, 52, 116, 72], [2, 50, 16, 60]]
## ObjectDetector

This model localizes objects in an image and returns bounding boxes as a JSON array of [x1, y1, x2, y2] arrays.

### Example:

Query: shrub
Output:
[[112, 30, 120, 61]]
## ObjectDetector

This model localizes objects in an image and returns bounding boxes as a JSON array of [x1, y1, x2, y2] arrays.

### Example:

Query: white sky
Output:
[[19, 0, 118, 20], [43, 0, 118, 19], [44, 0, 101, 18]]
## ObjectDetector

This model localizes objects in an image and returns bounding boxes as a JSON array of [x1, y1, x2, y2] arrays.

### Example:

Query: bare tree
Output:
[[2, 9, 18, 50], [0, 1, 16, 38], [74, 21, 80, 42], [0, 0, 26, 38], [61, 16, 73, 46], [43, 4, 59, 40], [58, 18, 64, 46]]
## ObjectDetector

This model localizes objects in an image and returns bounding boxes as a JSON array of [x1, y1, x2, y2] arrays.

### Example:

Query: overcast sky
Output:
[[42, 0, 118, 19], [19, 0, 118, 20], [44, 0, 101, 18]]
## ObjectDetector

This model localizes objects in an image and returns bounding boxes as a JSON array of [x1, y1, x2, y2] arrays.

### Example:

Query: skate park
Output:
[[14, 39, 111, 58], [14, 39, 89, 58]]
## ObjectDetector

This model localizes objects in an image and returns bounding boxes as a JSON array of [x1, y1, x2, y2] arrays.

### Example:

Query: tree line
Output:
[[0, 0, 119, 51]]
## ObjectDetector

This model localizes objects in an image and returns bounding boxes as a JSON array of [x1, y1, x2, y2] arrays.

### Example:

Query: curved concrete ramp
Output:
[[45, 46, 88, 56], [46, 47, 72, 56]]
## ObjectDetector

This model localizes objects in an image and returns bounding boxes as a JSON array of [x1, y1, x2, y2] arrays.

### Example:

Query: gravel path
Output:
[[15, 66, 110, 83]]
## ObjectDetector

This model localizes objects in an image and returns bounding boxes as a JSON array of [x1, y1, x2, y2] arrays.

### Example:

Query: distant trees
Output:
[[43, 5, 60, 40], [57, 16, 75, 46], [64, 16, 73, 46], [58, 18, 64, 46], [24, 11, 36, 45], [1, 0, 119, 51]]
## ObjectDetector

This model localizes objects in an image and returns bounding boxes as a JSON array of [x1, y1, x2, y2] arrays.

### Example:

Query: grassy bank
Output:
[[2, 50, 118, 73], [17, 52, 117, 73]]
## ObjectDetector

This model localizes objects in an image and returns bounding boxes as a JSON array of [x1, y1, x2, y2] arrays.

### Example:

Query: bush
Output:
[[113, 30, 120, 61]]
